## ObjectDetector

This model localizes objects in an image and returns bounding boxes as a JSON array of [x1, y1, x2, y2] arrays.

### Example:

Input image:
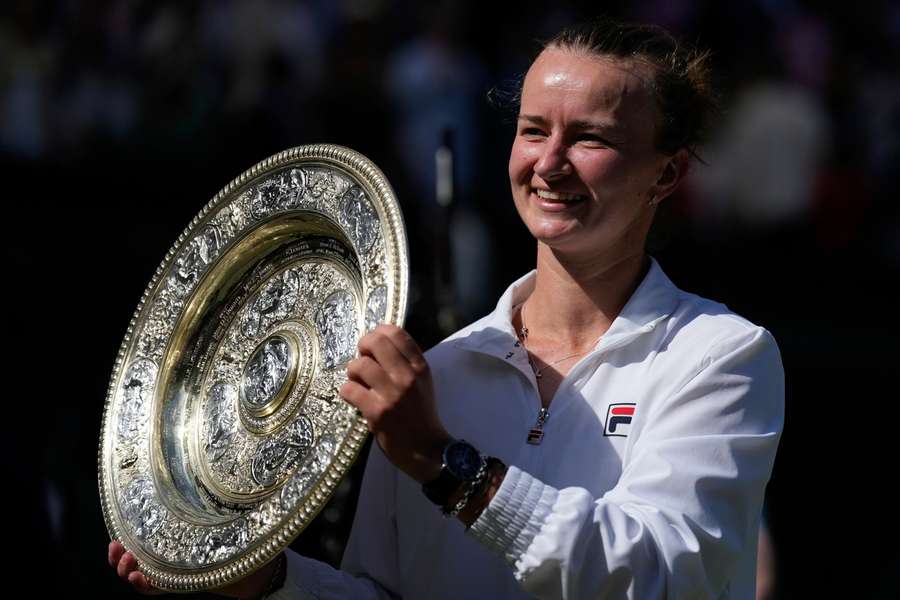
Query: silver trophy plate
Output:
[[98, 145, 408, 591]]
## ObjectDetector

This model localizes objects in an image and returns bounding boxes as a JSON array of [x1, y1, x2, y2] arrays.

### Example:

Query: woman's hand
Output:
[[340, 324, 451, 484], [108, 540, 283, 598], [108, 541, 162, 595]]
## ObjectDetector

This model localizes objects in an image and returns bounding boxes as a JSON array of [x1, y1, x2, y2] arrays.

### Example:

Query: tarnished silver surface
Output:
[[98, 145, 408, 591]]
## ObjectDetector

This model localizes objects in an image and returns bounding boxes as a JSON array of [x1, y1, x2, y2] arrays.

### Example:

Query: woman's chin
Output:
[[529, 222, 585, 249]]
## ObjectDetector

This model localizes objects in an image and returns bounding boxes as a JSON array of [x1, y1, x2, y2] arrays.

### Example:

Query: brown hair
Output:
[[544, 17, 718, 159]]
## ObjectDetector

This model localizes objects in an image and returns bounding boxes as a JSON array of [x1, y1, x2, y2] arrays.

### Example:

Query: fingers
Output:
[[111, 541, 159, 594], [109, 540, 124, 568], [341, 325, 431, 430], [358, 331, 408, 380], [355, 325, 427, 387], [117, 549, 138, 580], [340, 379, 381, 430], [340, 379, 371, 407], [340, 378, 370, 410], [128, 570, 156, 594], [368, 324, 425, 366], [346, 355, 394, 393]]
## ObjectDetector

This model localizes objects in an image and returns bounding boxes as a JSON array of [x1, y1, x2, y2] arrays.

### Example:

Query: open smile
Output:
[[532, 188, 588, 211]]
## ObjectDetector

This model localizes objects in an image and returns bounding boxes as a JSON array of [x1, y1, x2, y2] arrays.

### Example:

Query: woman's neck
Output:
[[522, 244, 649, 349]]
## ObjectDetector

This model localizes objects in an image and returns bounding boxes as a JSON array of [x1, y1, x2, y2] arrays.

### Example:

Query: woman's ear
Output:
[[651, 149, 690, 204]]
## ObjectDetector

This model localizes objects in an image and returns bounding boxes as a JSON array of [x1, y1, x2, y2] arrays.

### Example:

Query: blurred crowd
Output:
[[3, 0, 899, 252], [3, 1, 899, 598]]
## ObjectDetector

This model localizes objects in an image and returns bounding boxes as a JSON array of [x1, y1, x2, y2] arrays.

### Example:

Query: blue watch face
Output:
[[445, 440, 481, 480]]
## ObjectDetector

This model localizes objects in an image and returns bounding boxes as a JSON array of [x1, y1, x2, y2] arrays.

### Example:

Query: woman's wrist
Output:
[[457, 459, 507, 527]]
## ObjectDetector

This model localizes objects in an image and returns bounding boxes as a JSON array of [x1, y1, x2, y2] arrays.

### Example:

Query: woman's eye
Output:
[[520, 128, 546, 137], [577, 134, 609, 146]]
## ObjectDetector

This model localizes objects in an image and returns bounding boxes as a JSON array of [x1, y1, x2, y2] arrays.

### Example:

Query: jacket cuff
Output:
[[467, 465, 558, 569]]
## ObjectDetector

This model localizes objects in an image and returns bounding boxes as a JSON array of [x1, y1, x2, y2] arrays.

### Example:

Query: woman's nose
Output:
[[533, 137, 572, 180]]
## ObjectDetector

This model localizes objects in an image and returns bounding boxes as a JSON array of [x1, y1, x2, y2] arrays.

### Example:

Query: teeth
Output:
[[536, 189, 584, 202]]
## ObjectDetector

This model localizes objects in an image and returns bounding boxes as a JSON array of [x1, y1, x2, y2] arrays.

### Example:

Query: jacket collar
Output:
[[449, 257, 681, 360]]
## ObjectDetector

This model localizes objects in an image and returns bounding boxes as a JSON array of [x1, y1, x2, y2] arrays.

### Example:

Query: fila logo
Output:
[[604, 403, 636, 437]]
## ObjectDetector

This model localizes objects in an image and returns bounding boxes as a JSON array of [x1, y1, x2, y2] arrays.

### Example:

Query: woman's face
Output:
[[509, 47, 678, 258]]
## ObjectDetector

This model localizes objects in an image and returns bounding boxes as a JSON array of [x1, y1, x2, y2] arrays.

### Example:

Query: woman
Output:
[[111, 18, 783, 599]]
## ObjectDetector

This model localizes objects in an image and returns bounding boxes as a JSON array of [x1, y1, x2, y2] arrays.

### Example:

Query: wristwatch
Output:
[[422, 439, 483, 507]]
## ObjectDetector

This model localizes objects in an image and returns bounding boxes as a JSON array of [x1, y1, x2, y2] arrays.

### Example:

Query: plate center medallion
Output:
[[241, 334, 296, 418]]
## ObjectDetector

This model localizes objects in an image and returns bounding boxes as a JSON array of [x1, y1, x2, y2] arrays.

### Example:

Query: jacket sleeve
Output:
[[267, 442, 401, 600], [467, 327, 785, 599]]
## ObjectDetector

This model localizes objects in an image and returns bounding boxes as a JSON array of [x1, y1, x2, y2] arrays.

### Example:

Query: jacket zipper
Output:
[[526, 407, 550, 445]]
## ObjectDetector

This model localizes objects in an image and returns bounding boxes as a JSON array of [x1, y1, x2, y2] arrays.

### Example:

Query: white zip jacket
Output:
[[270, 258, 784, 599]]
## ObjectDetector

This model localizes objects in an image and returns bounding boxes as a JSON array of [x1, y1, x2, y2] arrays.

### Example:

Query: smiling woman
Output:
[[508, 21, 716, 262], [510, 50, 680, 257], [110, 17, 781, 600]]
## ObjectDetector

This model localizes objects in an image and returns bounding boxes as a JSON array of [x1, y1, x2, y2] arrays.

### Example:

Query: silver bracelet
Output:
[[443, 456, 489, 518]]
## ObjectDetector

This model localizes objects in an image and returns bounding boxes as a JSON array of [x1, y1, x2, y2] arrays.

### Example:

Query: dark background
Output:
[[3, 0, 899, 597]]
